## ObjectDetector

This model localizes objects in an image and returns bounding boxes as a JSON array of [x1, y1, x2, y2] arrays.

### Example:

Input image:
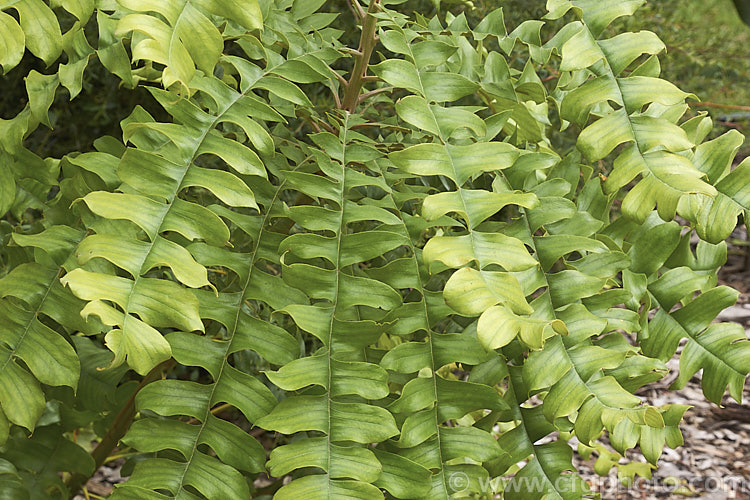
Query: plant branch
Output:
[[477, 88, 497, 114], [65, 360, 174, 498], [689, 101, 750, 112], [341, 47, 364, 57], [332, 83, 342, 108], [358, 86, 394, 104], [341, 0, 382, 112], [312, 116, 337, 134], [333, 71, 349, 88], [351, 0, 367, 18], [351, 122, 410, 132], [345, 0, 362, 20]]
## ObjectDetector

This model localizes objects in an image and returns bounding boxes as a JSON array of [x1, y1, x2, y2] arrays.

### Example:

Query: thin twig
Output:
[[333, 71, 349, 88], [689, 101, 750, 112], [358, 86, 394, 103], [351, 122, 411, 133], [332, 83, 342, 108], [303, 116, 337, 135], [306, 118, 322, 133], [350, 0, 367, 18], [341, 47, 364, 57], [345, 0, 361, 20], [717, 121, 745, 130], [330, 69, 347, 109], [318, 120, 338, 135]]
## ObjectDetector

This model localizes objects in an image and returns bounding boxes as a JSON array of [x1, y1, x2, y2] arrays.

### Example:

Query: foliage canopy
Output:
[[1, 0, 749, 498]]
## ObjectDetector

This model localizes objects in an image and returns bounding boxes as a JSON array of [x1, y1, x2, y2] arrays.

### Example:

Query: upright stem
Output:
[[341, 0, 381, 112], [66, 360, 174, 498]]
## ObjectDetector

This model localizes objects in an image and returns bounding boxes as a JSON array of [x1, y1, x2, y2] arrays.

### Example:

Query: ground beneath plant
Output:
[[575, 359, 750, 500], [574, 231, 750, 500], [74, 236, 750, 500]]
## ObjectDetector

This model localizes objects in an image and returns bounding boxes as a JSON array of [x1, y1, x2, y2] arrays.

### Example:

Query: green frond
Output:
[[644, 286, 750, 404], [61, 79, 272, 375], [114, 0, 262, 89], [0, 225, 94, 432], [546, 3, 721, 222], [0, 0, 64, 71], [255, 116, 417, 499]]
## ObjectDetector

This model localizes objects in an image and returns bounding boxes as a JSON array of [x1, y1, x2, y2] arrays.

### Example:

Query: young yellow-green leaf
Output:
[[478, 305, 567, 350], [76, 234, 212, 289], [13, 0, 63, 65], [63, 269, 203, 331], [423, 190, 538, 228], [194, 0, 263, 31], [0, 12, 24, 73], [560, 27, 602, 71], [55, 0, 95, 22], [59, 25, 95, 99], [424, 232, 537, 272], [82, 301, 172, 375], [117, 1, 223, 88], [182, 166, 258, 209], [444, 267, 533, 316]]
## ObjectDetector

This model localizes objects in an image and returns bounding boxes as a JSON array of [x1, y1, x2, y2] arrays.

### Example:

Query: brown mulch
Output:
[[573, 229, 750, 500], [574, 370, 750, 499]]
